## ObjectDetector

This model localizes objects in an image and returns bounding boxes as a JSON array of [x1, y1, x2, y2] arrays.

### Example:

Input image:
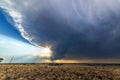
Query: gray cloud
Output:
[[1, 0, 120, 60]]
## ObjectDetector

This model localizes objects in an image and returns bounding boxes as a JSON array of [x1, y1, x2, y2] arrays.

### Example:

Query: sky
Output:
[[0, 0, 120, 63], [0, 8, 43, 63]]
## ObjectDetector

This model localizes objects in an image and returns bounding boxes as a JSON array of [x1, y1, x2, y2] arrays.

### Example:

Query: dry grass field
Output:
[[0, 64, 120, 80]]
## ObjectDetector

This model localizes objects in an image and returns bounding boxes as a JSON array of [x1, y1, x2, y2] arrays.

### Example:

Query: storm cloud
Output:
[[1, 0, 120, 60]]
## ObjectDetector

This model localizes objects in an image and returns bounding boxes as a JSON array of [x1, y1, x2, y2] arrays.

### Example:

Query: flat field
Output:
[[0, 64, 120, 80]]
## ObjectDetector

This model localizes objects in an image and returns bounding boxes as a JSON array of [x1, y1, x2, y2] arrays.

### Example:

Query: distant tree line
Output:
[[0, 58, 3, 62]]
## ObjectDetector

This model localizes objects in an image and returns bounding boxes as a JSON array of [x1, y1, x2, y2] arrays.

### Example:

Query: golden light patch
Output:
[[54, 59, 80, 63]]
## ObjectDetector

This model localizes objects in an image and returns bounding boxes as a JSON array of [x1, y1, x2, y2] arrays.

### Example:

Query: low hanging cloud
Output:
[[1, 0, 120, 60]]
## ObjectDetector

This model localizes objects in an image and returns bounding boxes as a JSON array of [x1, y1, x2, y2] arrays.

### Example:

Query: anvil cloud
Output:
[[1, 0, 120, 60]]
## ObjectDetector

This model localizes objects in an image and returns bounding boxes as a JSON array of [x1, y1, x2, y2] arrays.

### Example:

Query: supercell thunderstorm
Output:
[[0, 0, 120, 60]]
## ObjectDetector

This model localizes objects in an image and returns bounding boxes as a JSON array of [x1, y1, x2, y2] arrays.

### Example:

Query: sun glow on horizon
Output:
[[32, 45, 52, 59]]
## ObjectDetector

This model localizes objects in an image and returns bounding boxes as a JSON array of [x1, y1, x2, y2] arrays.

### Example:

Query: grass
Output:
[[0, 64, 119, 80]]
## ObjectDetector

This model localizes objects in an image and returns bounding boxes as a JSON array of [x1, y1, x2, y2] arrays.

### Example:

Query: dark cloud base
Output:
[[24, 10, 120, 60]]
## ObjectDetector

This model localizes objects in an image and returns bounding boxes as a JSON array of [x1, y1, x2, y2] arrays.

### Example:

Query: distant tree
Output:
[[0, 58, 3, 62]]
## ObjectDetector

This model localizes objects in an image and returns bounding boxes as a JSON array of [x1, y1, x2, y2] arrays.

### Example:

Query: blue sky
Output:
[[0, 9, 28, 43]]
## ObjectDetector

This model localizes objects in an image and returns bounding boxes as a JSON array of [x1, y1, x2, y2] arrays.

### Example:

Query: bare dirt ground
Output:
[[0, 64, 120, 80]]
